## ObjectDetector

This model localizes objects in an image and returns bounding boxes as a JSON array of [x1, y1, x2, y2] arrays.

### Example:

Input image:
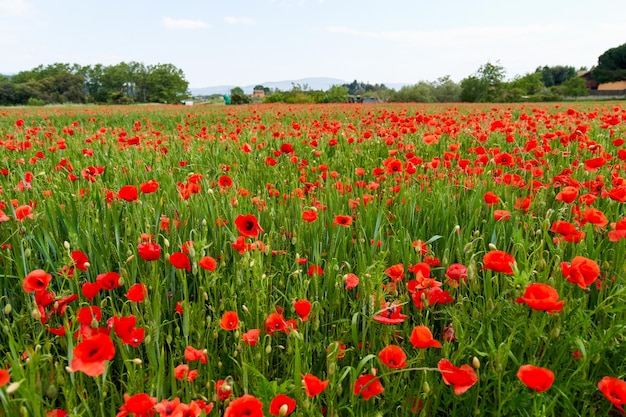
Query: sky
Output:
[[1, 0, 625, 88]]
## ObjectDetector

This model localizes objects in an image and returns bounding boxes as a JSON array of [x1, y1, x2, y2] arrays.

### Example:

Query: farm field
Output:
[[0, 102, 625, 416]]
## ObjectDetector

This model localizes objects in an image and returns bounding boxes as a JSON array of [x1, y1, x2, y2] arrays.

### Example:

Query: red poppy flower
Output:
[[409, 325, 442, 349], [139, 179, 159, 194], [302, 209, 318, 222], [118, 185, 139, 202], [81, 281, 102, 301], [265, 312, 289, 335], [242, 328, 261, 346], [125, 283, 148, 302], [560, 256, 600, 289], [70, 333, 116, 376], [332, 215, 353, 227], [384, 263, 405, 282], [378, 345, 407, 369], [598, 376, 626, 414], [96, 271, 121, 290], [445, 263, 467, 287], [483, 192, 500, 206], [118, 393, 156, 417], [482, 250, 516, 275], [373, 302, 409, 324], [609, 218, 626, 242], [224, 394, 264, 417], [174, 364, 198, 382], [218, 175, 233, 188], [137, 242, 161, 261], [111, 315, 145, 347], [215, 379, 233, 401], [77, 306, 102, 325], [581, 207, 608, 228], [15, 204, 34, 221], [411, 287, 454, 309], [169, 252, 191, 271], [307, 264, 323, 276], [302, 373, 328, 397], [555, 186, 578, 204], [517, 364, 554, 392], [293, 299, 312, 321], [71, 250, 89, 271], [46, 409, 67, 417], [0, 369, 10, 387], [234, 214, 264, 238], [343, 273, 359, 289], [269, 394, 296, 416], [493, 210, 511, 221], [220, 311, 239, 330], [353, 374, 385, 400], [198, 256, 217, 271], [184, 345, 207, 364], [438, 359, 478, 395], [515, 283, 564, 314], [23, 269, 52, 293]]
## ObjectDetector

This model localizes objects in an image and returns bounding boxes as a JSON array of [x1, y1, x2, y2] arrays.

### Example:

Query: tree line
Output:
[[0, 62, 189, 106], [2, 43, 624, 106], [230, 42, 626, 104]]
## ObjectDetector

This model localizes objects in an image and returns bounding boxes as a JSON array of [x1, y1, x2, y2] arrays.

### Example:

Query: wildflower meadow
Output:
[[0, 102, 625, 416]]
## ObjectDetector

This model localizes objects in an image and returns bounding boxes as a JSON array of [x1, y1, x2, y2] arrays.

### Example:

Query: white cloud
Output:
[[224, 16, 256, 25], [0, 0, 33, 17], [162, 17, 209, 29]]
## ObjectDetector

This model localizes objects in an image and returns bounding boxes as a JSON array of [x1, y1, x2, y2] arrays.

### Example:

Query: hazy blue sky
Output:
[[1, 0, 624, 88]]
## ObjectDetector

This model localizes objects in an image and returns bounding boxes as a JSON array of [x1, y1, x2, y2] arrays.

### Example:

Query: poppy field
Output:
[[1, 102, 626, 416]]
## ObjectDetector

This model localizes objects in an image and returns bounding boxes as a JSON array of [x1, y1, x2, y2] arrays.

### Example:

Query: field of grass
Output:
[[0, 102, 625, 416]]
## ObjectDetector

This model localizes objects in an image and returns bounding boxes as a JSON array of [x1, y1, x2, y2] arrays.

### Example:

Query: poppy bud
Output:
[[7, 381, 21, 394], [266, 345, 272, 354], [488, 243, 497, 251], [3, 304, 11, 315], [472, 357, 481, 370], [64, 241, 71, 250], [46, 384, 58, 399], [550, 327, 561, 339], [422, 381, 430, 394], [132, 358, 143, 365], [24, 248, 31, 258]]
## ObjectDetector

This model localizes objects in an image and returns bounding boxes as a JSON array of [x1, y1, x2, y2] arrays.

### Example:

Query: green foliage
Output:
[[560, 76, 588, 97], [230, 91, 252, 105], [538, 65, 577, 87], [26, 97, 45, 106], [461, 62, 507, 102], [591, 43, 626, 83], [326, 85, 350, 103], [391, 81, 436, 102], [5, 61, 188, 105]]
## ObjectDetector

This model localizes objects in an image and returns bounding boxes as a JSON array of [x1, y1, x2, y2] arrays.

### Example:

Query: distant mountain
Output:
[[191, 77, 349, 96]]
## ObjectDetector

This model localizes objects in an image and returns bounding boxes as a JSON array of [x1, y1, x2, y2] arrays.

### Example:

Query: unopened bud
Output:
[[6, 381, 21, 394], [488, 243, 497, 251], [472, 357, 480, 370]]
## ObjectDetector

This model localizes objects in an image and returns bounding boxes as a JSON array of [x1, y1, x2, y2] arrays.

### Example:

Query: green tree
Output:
[[501, 72, 546, 101], [0, 82, 15, 105], [433, 76, 461, 102], [391, 82, 436, 102], [560, 76, 588, 97], [229, 87, 251, 105], [539, 65, 576, 87], [591, 43, 626, 83], [326, 85, 349, 103], [145, 63, 189, 103], [460, 62, 506, 102]]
